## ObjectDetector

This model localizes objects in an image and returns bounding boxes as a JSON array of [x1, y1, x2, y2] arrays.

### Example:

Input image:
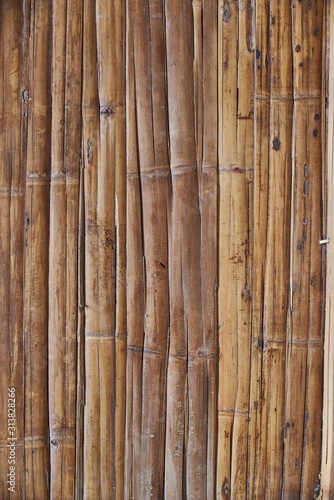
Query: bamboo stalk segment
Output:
[[284, 2, 324, 498], [113, 0, 126, 497], [321, 1, 334, 496], [23, 0, 52, 497], [124, 2, 144, 494], [247, 0, 271, 496], [217, 1, 254, 496], [81, 0, 124, 495], [163, 0, 208, 498], [48, 0, 83, 497], [125, 0, 170, 496], [0, 1, 25, 497], [248, 0, 293, 497], [200, 0, 218, 497]]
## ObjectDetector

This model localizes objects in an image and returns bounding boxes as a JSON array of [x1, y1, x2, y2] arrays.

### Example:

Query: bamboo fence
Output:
[[0, 0, 333, 498]]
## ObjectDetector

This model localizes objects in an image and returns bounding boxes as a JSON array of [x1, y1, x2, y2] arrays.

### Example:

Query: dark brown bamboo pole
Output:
[[283, 2, 324, 498], [48, 0, 83, 497], [23, 0, 52, 497], [0, 1, 25, 497]]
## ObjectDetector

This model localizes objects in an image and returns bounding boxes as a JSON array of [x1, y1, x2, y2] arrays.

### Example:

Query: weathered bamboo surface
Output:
[[0, 0, 331, 498]]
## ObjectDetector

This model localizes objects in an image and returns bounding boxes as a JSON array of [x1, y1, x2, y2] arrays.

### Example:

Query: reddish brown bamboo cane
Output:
[[0, 1, 25, 497], [164, 0, 208, 498], [125, 0, 170, 497]]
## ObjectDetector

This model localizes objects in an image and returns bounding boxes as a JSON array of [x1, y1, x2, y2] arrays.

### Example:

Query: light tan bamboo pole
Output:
[[247, 0, 270, 495], [124, 0, 145, 495], [125, 0, 170, 496], [164, 0, 207, 497], [23, 0, 52, 497], [81, 0, 101, 495], [48, 0, 83, 497], [0, 1, 25, 497], [248, 1, 293, 497], [321, 0, 334, 496], [283, 1, 324, 498], [216, 1, 254, 496], [197, 0, 219, 497]]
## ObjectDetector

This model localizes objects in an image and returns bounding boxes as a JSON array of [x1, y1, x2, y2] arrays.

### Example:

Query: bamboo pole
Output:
[[124, 0, 144, 495], [164, 0, 208, 497], [200, 0, 219, 497], [114, 0, 126, 497], [0, 1, 25, 497], [216, 1, 254, 496], [284, 1, 324, 498], [81, 0, 115, 495], [321, 0, 334, 496], [125, 0, 170, 496], [23, 0, 52, 497], [81, 0, 125, 496], [48, 0, 83, 497], [248, 0, 293, 497], [247, 0, 270, 495]]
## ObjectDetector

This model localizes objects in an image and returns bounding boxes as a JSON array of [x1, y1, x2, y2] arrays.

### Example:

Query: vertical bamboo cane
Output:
[[81, 0, 121, 495], [124, 0, 145, 495], [248, 0, 270, 495], [164, 0, 208, 497], [125, 0, 170, 496], [199, 0, 219, 497], [0, 1, 25, 497], [284, 1, 324, 498], [48, 0, 83, 497], [23, 0, 52, 497], [216, 1, 254, 496], [114, 0, 126, 496], [321, 0, 334, 496], [248, 0, 292, 497]]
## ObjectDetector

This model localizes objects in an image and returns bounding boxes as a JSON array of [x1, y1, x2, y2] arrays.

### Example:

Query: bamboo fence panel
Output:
[[0, 0, 332, 498]]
